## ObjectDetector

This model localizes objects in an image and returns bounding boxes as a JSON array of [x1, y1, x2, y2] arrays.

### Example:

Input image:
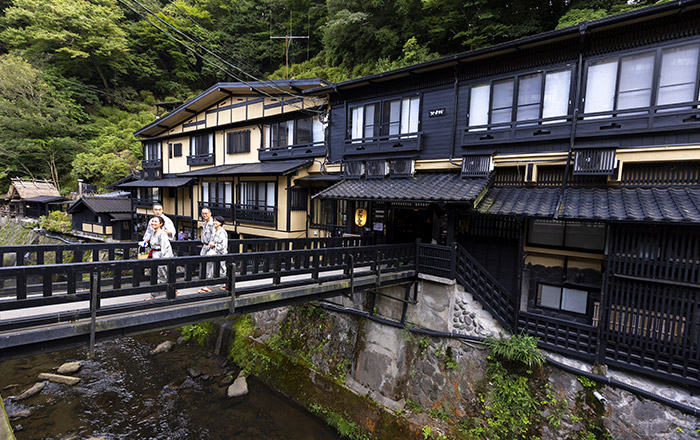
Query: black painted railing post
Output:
[[89, 270, 100, 358], [450, 242, 457, 280], [375, 250, 381, 289], [415, 239, 421, 273], [228, 261, 236, 314], [166, 260, 177, 300], [273, 255, 281, 286]]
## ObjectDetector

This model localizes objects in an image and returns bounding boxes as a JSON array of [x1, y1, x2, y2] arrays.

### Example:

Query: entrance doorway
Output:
[[387, 208, 433, 244]]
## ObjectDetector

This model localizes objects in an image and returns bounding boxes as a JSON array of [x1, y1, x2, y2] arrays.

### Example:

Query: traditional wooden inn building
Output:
[[310, 2, 700, 389], [126, 79, 332, 240], [132, 1, 700, 389]]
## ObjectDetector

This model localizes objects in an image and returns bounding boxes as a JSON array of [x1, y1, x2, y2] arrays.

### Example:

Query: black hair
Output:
[[214, 215, 225, 225]]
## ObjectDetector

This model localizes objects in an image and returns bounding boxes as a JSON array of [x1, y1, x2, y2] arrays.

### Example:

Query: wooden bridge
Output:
[[0, 238, 418, 358]]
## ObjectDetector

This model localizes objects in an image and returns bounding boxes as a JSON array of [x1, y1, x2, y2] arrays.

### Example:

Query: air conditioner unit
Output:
[[573, 148, 617, 175], [461, 154, 493, 177], [344, 161, 364, 179], [525, 163, 538, 184], [391, 159, 415, 177]]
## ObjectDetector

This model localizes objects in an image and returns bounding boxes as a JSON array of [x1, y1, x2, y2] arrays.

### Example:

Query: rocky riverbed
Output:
[[0, 330, 340, 440]]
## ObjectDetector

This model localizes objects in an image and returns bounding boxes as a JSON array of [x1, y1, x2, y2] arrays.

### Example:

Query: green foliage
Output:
[[428, 408, 449, 421], [484, 334, 544, 370], [38, 211, 71, 234], [180, 321, 215, 347], [422, 425, 433, 439], [577, 376, 597, 390], [405, 398, 423, 413], [228, 315, 277, 374], [309, 403, 369, 440], [418, 336, 430, 355]]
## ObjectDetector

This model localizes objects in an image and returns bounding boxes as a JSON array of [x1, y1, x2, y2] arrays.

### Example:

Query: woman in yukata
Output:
[[200, 215, 229, 292], [145, 216, 174, 300]]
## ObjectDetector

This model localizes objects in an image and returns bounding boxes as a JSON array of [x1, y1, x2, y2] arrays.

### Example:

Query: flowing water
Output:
[[1, 331, 341, 440]]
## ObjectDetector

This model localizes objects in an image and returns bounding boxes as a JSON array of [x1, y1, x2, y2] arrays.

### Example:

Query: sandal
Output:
[[220, 286, 228, 291], [199, 287, 212, 293], [143, 296, 155, 301]]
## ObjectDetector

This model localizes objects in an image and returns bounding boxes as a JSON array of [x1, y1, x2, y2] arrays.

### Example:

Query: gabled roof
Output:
[[135, 79, 328, 138], [179, 160, 313, 177], [23, 195, 68, 204], [67, 197, 132, 215], [6, 178, 60, 200], [313, 173, 489, 203]]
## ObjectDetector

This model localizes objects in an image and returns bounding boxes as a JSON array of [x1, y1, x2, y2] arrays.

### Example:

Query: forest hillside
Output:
[[0, 0, 662, 193]]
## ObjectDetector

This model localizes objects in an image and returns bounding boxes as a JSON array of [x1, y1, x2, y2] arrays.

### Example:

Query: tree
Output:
[[1, 0, 129, 90], [0, 54, 86, 192]]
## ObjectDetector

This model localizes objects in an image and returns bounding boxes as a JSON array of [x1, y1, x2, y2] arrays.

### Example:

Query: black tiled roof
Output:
[[23, 196, 68, 203], [561, 187, 700, 222], [314, 173, 488, 202], [118, 177, 193, 188], [477, 187, 560, 217], [477, 186, 700, 222], [68, 197, 132, 214], [179, 160, 312, 177]]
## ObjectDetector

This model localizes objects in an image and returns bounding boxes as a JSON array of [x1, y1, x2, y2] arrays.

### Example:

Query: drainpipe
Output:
[[554, 21, 587, 219], [449, 65, 461, 169]]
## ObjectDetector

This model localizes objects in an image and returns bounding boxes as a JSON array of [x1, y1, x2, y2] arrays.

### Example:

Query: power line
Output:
[[119, 0, 324, 115]]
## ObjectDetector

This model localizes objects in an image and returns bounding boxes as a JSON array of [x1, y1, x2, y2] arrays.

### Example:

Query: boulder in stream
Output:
[[15, 382, 46, 400], [9, 408, 33, 420], [37, 373, 81, 386], [186, 368, 202, 378], [227, 372, 249, 398], [57, 361, 82, 375], [150, 341, 175, 354]]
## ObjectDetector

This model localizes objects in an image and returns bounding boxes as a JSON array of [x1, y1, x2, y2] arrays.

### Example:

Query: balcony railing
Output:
[[141, 159, 162, 169], [343, 132, 422, 157], [133, 198, 160, 209], [259, 141, 326, 161], [462, 115, 573, 146], [198, 201, 233, 221], [187, 153, 215, 166], [234, 204, 276, 226]]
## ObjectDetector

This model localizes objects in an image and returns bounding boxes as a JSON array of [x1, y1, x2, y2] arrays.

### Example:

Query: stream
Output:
[[0, 330, 341, 440]]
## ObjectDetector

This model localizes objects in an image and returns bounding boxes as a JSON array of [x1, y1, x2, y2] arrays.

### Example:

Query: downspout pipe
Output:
[[554, 21, 587, 219], [318, 301, 700, 418], [449, 65, 461, 168]]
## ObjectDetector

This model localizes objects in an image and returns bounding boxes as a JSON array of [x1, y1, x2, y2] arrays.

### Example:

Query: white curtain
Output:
[[491, 79, 514, 125], [657, 44, 699, 109], [201, 182, 209, 203], [517, 73, 542, 123], [468, 84, 490, 129], [313, 118, 325, 143], [543, 69, 571, 122], [350, 106, 363, 139], [618, 52, 654, 110], [584, 60, 618, 117], [224, 182, 232, 204], [266, 182, 275, 211], [400, 97, 420, 134]]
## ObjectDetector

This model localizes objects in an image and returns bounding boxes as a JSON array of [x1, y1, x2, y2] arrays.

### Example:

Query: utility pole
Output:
[[270, 34, 309, 79]]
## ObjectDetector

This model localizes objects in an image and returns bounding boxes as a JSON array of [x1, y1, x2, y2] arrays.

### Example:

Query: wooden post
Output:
[[228, 262, 236, 314]]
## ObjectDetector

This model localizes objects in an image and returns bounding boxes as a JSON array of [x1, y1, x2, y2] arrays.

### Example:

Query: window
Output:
[[227, 130, 251, 154], [468, 68, 572, 130], [657, 44, 699, 111], [202, 181, 232, 205], [144, 142, 161, 161], [173, 143, 182, 157], [527, 220, 606, 252], [584, 52, 654, 117], [239, 181, 275, 210], [264, 118, 325, 149], [349, 95, 420, 140], [190, 133, 213, 156], [582, 43, 700, 117], [537, 284, 589, 314], [137, 187, 159, 202]]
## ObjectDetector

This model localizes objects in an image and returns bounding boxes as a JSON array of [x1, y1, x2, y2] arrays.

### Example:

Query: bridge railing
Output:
[[0, 243, 416, 330], [0, 237, 371, 268]]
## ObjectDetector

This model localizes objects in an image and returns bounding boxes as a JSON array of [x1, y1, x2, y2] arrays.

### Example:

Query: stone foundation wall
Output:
[[245, 279, 700, 439]]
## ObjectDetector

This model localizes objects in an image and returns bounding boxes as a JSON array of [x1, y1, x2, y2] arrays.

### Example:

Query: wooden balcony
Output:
[[234, 204, 276, 226], [343, 132, 422, 157], [187, 153, 214, 166], [259, 141, 326, 161]]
